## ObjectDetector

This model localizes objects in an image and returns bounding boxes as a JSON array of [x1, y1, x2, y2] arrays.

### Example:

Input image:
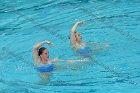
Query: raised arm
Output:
[[32, 40, 52, 63], [70, 21, 85, 46]]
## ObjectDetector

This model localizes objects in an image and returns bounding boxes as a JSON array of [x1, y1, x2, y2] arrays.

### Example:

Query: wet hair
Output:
[[68, 32, 77, 39], [38, 47, 46, 56]]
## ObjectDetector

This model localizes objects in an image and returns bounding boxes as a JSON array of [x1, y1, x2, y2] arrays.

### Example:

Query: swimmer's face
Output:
[[75, 32, 82, 42], [41, 49, 49, 60]]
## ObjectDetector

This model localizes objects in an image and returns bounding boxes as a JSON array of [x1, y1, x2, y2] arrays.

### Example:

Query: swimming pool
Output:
[[0, 0, 140, 93]]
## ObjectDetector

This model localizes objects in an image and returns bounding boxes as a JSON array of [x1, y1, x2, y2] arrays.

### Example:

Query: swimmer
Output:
[[70, 21, 110, 55], [32, 40, 87, 66], [32, 40, 88, 84]]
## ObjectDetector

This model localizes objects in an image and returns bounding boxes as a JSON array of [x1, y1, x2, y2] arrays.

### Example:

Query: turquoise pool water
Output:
[[0, 0, 140, 93]]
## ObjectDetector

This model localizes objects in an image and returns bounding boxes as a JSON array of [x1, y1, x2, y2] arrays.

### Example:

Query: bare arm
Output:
[[86, 41, 97, 45], [86, 42, 110, 46], [51, 57, 88, 63], [65, 59, 89, 62], [70, 21, 85, 46], [32, 40, 52, 63]]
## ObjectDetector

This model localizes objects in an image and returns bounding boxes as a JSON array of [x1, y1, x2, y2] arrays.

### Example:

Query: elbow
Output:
[[71, 29, 75, 32], [33, 45, 39, 50]]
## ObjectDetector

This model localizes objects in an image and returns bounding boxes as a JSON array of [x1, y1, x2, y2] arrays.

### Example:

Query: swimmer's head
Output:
[[39, 47, 49, 60], [69, 32, 82, 42], [75, 32, 82, 42]]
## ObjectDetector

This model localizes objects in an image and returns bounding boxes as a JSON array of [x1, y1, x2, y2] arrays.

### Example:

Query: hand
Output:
[[78, 58, 89, 62], [83, 58, 89, 62], [76, 21, 85, 25], [45, 40, 53, 46]]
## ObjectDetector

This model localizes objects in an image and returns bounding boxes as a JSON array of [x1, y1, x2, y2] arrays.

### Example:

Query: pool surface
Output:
[[0, 0, 140, 93]]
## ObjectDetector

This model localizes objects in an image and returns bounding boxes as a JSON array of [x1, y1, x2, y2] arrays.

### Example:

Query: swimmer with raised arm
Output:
[[32, 40, 88, 84], [70, 21, 109, 55], [32, 40, 87, 71]]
